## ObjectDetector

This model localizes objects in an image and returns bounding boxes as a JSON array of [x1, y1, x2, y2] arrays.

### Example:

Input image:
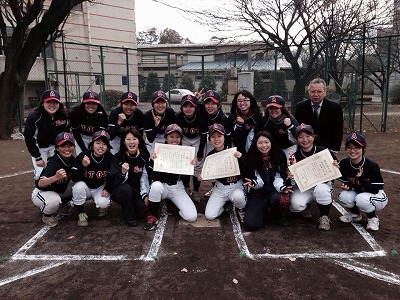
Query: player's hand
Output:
[[118, 113, 126, 125], [197, 174, 203, 181], [55, 168, 67, 180], [194, 88, 204, 100], [151, 110, 161, 127], [150, 152, 157, 160], [236, 116, 244, 125], [82, 155, 90, 167], [281, 185, 293, 193], [243, 178, 254, 187], [36, 159, 46, 168], [234, 151, 242, 158], [121, 162, 129, 175], [332, 160, 340, 168], [283, 118, 292, 127], [356, 166, 363, 177], [143, 196, 149, 206], [190, 158, 197, 165], [101, 189, 109, 197], [341, 183, 350, 190]]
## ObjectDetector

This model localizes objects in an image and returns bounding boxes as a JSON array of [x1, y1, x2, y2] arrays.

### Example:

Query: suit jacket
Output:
[[295, 98, 343, 151]]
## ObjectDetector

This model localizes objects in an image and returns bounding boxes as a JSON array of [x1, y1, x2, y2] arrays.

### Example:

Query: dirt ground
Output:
[[0, 104, 399, 299]]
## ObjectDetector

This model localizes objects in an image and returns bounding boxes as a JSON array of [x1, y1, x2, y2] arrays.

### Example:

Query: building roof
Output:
[[178, 58, 293, 72]]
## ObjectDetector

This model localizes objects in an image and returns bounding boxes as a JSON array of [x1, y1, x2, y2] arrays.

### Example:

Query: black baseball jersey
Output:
[[110, 152, 149, 197], [207, 145, 244, 185], [108, 106, 144, 139], [143, 107, 175, 143], [175, 111, 208, 157], [35, 152, 75, 194], [229, 110, 263, 153], [339, 157, 384, 194], [24, 110, 69, 159], [293, 145, 337, 162], [71, 150, 113, 191], [202, 110, 232, 147], [69, 107, 108, 151], [261, 114, 299, 149]]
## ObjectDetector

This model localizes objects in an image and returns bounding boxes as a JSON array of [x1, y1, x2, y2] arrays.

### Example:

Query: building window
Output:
[[95, 75, 101, 85], [122, 76, 128, 85]]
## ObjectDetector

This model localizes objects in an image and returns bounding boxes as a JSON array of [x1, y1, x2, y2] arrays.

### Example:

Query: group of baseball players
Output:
[[24, 78, 388, 232]]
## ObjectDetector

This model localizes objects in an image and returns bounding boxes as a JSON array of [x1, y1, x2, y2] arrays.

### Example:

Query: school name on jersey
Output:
[[182, 127, 200, 135], [55, 119, 67, 126], [79, 124, 96, 134], [119, 125, 139, 133], [83, 170, 109, 179]]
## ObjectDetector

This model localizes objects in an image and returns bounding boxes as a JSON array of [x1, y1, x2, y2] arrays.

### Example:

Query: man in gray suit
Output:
[[295, 78, 343, 152]]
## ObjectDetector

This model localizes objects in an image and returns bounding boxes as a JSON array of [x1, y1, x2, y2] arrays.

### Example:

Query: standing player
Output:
[[289, 123, 339, 231], [143, 90, 175, 153], [145, 124, 197, 231], [108, 91, 144, 154], [69, 90, 108, 155], [198, 124, 246, 222], [24, 90, 69, 180], [70, 130, 113, 227], [31, 132, 76, 227], [338, 133, 388, 231], [175, 94, 208, 202], [228, 90, 262, 154]]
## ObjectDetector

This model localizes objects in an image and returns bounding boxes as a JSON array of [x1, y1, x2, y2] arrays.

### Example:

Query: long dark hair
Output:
[[115, 128, 149, 161], [246, 131, 285, 175], [230, 90, 260, 115]]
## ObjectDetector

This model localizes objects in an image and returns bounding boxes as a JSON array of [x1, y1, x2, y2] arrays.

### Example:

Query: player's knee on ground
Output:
[[95, 196, 110, 209], [148, 181, 164, 203], [230, 189, 246, 209]]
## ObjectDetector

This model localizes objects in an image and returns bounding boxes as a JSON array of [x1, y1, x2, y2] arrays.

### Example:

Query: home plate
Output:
[[179, 213, 220, 228]]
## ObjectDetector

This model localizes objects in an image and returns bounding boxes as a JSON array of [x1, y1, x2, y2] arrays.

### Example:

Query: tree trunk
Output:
[[0, 72, 24, 139]]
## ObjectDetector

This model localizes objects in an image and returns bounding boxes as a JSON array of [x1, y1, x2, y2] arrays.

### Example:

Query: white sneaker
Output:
[[366, 217, 379, 231], [339, 212, 362, 223]]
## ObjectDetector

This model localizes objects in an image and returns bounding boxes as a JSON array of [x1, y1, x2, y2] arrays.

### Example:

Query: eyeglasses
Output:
[[237, 99, 250, 104], [346, 146, 361, 151]]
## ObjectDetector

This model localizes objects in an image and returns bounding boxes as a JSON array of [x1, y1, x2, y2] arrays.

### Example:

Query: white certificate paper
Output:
[[153, 143, 195, 175], [201, 147, 240, 180], [288, 148, 342, 193]]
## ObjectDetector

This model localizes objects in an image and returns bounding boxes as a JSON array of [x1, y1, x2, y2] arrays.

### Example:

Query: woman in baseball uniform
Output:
[[24, 89, 69, 180], [145, 124, 197, 231], [289, 123, 339, 231], [31, 132, 76, 227], [108, 91, 144, 155], [175, 94, 208, 202], [69, 90, 108, 155], [70, 130, 113, 227], [338, 133, 388, 231], [243, 131, 291, 231], [198, 123, 246, 222], [110, 128, 150, 227], [228, 89, 262, 154], [143, 90, 175, 153], [260, 95, 299, 158]]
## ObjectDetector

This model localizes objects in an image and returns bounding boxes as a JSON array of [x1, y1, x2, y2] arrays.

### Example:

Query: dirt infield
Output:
[[0, 105, 399, 299]]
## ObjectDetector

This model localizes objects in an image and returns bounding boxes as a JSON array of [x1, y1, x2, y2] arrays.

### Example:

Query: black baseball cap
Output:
[[345, 133, 366, 147], [295, 123, 314, 138], [181, 94, 197, 107], [208, 123, 225, 136], [82, 90, 100, 104], [121, 92, 138, 105], [55, 132, 75, 146], [152, 91, 169, 103], [266, 95, 285, 108], [204, 90, 221, 104], [164, 124, 183, 137], [42, 90, 61, 103]]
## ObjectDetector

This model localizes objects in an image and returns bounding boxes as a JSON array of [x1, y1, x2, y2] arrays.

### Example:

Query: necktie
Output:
[[313, 104, 320, 119]]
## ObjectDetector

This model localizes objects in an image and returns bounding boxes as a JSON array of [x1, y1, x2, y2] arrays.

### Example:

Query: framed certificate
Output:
[[153, 143, 195, 175], [201, 147, 240, 180], [288, 148, 341, 192]]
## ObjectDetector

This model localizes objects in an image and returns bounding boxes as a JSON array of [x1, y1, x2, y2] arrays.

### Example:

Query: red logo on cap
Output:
[[186, 95, 191, 100], [300, 123, 307, 129], [157, 91, 163, 97], [127, 92, 133, 98], [351, 133, 358, 141], [63, 133, 70, 140], [89, 91, 94, 98], [100, 130, 107, 136], [50, 90, 55, 97], [208, 91, 215, 97], [271, 96, 277, 102]]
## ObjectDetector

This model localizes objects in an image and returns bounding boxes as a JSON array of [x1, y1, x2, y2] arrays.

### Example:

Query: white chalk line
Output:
[[12, 254, 131, 261], [229, 209, 254, 259], [140, 204, 169, 261], [253, 250, 386, 260], [381, 168, 400, 175], [0, 170, 33, 180], [334, 259, 400, 285], [0, 262, 66, 287]]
